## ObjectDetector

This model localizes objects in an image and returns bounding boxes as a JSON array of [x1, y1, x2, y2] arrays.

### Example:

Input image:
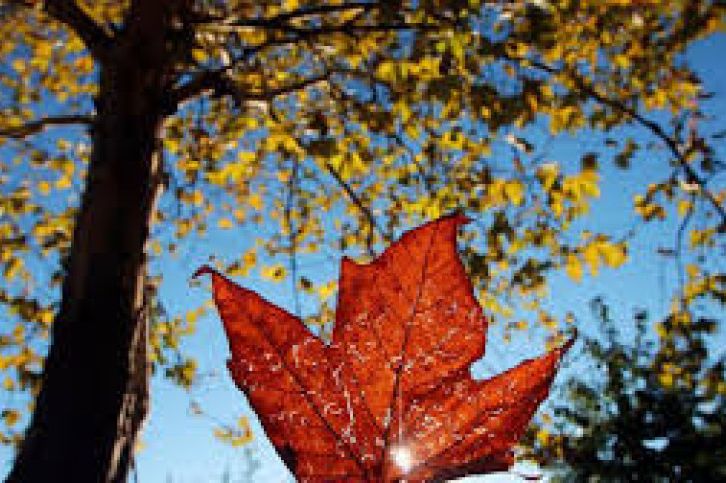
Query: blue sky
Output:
[[1, 28, 724, 483]]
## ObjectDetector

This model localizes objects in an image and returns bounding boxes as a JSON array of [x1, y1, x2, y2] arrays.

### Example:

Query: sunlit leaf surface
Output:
[[197, 215, 572, 481]]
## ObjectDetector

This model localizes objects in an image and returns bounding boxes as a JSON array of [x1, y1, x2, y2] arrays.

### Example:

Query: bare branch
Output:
[[0, 114, 93, 139]]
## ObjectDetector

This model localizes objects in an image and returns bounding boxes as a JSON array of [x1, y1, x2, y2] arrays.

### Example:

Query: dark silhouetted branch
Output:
[[169, 68, 331, 108], [43, 0, 112, 60], [193, 2, 379, 26], [0, 114, 93, 139], [324, 161, 382, 255]]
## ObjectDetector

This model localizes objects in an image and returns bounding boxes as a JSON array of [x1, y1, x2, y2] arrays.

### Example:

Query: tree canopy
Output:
[[525, 297, 726, 481], [0, 0, 724, 477]]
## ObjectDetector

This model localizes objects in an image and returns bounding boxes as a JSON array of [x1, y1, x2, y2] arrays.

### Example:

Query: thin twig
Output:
[[675, 194, 696, 301], [169, 69, 331, 108], [0, 114, 94, 139], [323, 161, 382, 256], [190, 1, 378, 25], [285, 158, 302, 317]]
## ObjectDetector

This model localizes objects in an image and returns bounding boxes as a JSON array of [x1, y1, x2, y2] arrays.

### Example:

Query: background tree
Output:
[[0, 0, 724, 481], [524, 297, 726, 481]]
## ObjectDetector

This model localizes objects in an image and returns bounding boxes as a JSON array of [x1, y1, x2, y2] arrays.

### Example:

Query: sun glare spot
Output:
[[390, 444, 414, 474]]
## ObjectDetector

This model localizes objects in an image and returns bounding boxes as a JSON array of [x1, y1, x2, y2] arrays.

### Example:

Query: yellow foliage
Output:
[[1, 409, 20, 427], [217, 218, 233, 229], [261, 264, 286, 282], [677, 199, 693, 217], [504, 180, 525, 206], [248, 193, 263, 211], [226, 249, 257, 278], [536, 163, 559, 191], [565, 254, 583, 282], [318, 280, 337, 301], [37, 181, 51, 195]]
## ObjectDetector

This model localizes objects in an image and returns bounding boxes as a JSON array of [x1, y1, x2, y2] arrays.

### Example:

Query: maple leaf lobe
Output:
[[198, 215, 572, 481]]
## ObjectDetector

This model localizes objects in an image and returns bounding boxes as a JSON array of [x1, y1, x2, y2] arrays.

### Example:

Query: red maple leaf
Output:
[[195, 214, 573, 481]]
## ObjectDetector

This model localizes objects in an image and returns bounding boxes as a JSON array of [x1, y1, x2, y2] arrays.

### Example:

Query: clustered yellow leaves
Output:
[[212, 417, 253, 447], [225, 249, 258, 278], [261, 264, 287, 283], [563, 238, 627, 283]]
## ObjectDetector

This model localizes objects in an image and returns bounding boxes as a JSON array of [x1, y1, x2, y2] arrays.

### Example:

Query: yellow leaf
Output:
[[599, 242, 627, 268], [658, 372, 673, 388], [261, 264, 286, 282], [12, 58, 25, 73], [318, 280, 337, 300], [2, 377, 14, 391], [613, 54, 631, 69], [176, 219, 192, 238], [185, 308, 203, 323], [39, 309, 54, 326], [504, 180, 525, 206], [1, 409, 20, 427], [565, 254, 583, 282], [55, 176, 72, 190], [677, 199, 693, 217], [233, 209, 246, 222], [248, 193, 263, 210], [150, 240, 162, 256], [536, 428, 550, 445], [191, 190, 204, 206], [217, 218, 233, 229], [4, 257, 23, 281], [582, 243, 600, 276], [37, 181, 51, 195], [191, 49, 208, 63], [536, 163, 559, 191], [685, 264, 699, 279], [243, 248, 257, 268]]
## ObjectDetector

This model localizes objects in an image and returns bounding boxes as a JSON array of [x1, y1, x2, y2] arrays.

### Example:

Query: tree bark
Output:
[[8, 4, 175, 480]]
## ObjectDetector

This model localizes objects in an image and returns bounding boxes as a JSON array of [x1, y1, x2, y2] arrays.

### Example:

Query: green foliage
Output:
[[0, 0, 724, 450], [525, 298, 726, 481]]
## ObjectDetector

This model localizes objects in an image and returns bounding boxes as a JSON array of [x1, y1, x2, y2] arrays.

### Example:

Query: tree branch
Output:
[[168, 67, 332, 109], [43, 0, 113, 60], [218, 21, 438, 36], [323, 161, 382, 255], [193, 2, 379, 26], [0, 114, 94, 139], [522, 58, 726, 225], [244, 2, 378, 25], [241, 74, 331, 101]]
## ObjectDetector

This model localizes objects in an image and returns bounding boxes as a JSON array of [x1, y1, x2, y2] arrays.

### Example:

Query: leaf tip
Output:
[[444, 210, 472, 225], [560, 329, 577, 354], [192, 265, 216, 279]]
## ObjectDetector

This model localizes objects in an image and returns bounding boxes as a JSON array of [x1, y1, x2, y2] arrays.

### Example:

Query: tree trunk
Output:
[[8, 6, 173, 480]]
